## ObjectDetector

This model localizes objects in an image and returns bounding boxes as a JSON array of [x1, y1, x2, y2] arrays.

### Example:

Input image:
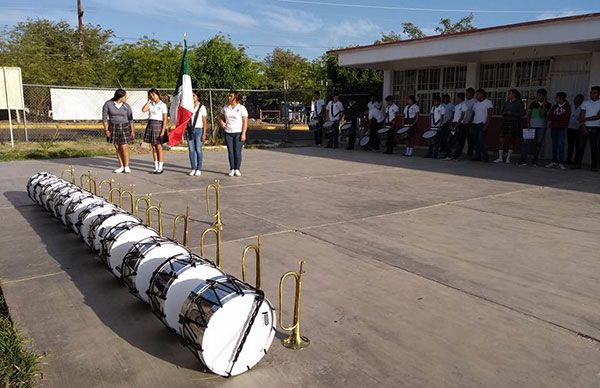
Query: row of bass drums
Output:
[[26, 172, 276, 377]]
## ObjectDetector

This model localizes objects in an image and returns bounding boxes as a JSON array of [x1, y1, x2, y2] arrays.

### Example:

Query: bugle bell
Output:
[[279, 260, 310, 350]]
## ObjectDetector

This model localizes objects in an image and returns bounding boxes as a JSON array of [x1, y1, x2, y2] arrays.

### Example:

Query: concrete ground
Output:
[[1, 146, 599, 388]]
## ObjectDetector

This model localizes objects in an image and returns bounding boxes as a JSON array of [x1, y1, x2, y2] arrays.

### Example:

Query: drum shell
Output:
[[421, 129, 439, 146], [377, 127, 390, 140], [27, 173, 53, 203], [40, 180, 71, 210], [78, 203, 119, 241], [65, 196, 104, 232], [92, 213, 141, 253], [33, 176, 61, 206], [396, 126, 413, 140], [103, 224, 159, 276], [322, 121, 335, 134], [359, 135, 370, 149], [60, 191, 93, 225]]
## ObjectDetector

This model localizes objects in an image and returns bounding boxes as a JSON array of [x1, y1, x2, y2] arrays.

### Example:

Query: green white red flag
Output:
[[168, 39, 194, 146]]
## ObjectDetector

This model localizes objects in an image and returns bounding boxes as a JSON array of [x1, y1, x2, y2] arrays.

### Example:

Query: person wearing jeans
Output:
[[185, 90, 208, 176], [471, 89, 493, 162], [220, 91, 248, 177], [577, 86, 600, 171], [546, 92, 571, 170], [520, 88, 551, 166]]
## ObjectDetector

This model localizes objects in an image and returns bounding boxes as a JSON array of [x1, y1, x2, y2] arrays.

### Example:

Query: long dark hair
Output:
[[148, 88, 160, 98], [509, 88, 521, 100], [111, 88, 126, 101], [229, 91, 241, 103]]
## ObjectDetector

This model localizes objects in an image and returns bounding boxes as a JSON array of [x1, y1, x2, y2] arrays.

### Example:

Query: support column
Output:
[[589, 52, 600, 89], [465, 62, 479, 89], [383, 70, 392, 99]]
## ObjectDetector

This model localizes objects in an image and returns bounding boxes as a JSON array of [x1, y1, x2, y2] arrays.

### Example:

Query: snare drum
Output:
[[421, 128, 439, 146], [91, 212, 141, 253], [77, 202, 118, 241], [377, 126, 391, 140], [101, 222, 159, 276], [396, 125, 412, 140], [148, 253, 223, 332], [340, 122, 353, 134], [120, 236, 190, 302], [180, 275, 276, 376], [322, 120, 335, 134], [308, 119, 320, 129], [359, 135, 370, 150]]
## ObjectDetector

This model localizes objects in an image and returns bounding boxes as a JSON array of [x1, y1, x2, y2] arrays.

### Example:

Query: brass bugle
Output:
[[172, 206, 190, 247], [108, 183, 122, 205], [200, 226, 222, 268], [242, 235, 261, 289], [119, 184, 135, 214], [206, 180, 223, 230], [98, 178, 114, 202], [79, 170, 96, 193], [61, 165, 75, 184], [146, 201, 163, 236], [279, 260, 310, 350], [135, 193, 152, 218]]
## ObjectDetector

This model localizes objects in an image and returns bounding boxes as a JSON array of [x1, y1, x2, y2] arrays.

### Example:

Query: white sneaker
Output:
[[124, 166, 131, 173], [194, 170, 202, 176], [545, 162, 557, 168], [189, 170, 196, 176], [493, 157, 503, 163], [113, 166, 124, 173], [558, 164, 567, 170], [505, 158, 511, 164], [228, 170, 235, 177], [234, 169, 241, 176]]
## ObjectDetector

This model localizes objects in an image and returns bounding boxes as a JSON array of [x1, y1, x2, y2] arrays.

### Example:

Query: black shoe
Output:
[[424, 154, 432, 158], [325, 145, 332, 148], [157, 170, 164, 174], [570, 164, 581, 170], [345, 147, 354, 150], [384, 151, 393, 154]]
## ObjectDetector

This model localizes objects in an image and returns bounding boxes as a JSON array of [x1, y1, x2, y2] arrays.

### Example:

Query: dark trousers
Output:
[[473, 123, 489, 161], [426, 130, 441, 158], [313, 123, 323, 145], [578, 127, 600, 169], [224, 132, 243, 170], [326, 121, 340, 148], [453, 123, 469, 159], [439, 122, 451, 154], [347, 121, 357, 149], [369, 119, 381, 150], [520, 127, 546, 164], [550, 128, 566, 164], [467, 124, 476, 157], [565, 128, 579, 164], [385, 127, 395, 153]]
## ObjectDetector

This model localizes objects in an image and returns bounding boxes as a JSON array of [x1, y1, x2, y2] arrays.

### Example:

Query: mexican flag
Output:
[[168, 39, 194, 146]]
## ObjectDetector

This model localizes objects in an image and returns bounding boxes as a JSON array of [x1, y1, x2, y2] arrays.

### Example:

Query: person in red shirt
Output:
[[547, 92, 571, 169]]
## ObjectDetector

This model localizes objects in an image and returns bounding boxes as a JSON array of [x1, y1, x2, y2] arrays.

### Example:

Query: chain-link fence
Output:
[[1, 84, 319, 145]]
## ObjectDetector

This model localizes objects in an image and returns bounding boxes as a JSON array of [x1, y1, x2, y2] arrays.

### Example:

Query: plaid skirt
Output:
[[144, 119, 163, 145], [109, 122, 133, 145], [501, 120, 521, 138]]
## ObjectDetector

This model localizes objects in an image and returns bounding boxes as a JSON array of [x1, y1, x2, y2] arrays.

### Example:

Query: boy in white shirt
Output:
[[576, 86, 600, 171], [325, 94, 344, 149], [471, 89, 494, 162], [425, 95, 445, 158], [446, 92, 465, 160], [310, 90, 325, 146], [440, 94, 454, 157], [383, 95, 400, 154]]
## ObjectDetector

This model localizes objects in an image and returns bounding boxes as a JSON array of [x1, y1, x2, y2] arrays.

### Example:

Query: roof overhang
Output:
[[328, 13, 600, 70]]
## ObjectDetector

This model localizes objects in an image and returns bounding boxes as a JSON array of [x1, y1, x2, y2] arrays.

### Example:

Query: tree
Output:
[[0, 19, 116, 86], [189, 35, 261, 89], [402, 22, 426, 39], [314, 53, 383, 97], [113, 38, 182, 88], [375, 31, 403, 44], [262, 48, 316, 90], [435, 14, 475, 34]]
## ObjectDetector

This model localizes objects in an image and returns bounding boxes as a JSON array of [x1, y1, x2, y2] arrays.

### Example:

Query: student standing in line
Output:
[[368, 105, 385, 151], [219, 91, 248, 177], [546, 92, 571, 170], [463, 88, 476, 158], [185, 90, 208, 176], [495, 89, 525, 164], [519, 88, 551, 166], [425, 95, 445, 159], [367, 95, 381, 121], [576, 86, 600, 172], [141, 88, 168, 174], [446, 93, 465, 160], [471, 89, 494, 162], [401, 95, 420, 157], [383, 95, 400, 154], [102, 89, 135, 173], [440, 94, 454, 158], [345, 96, 361, 150], [325, 94, 344, 149], [453, 88, 475, 160], [310, 91, 325, 147], [565, 94, 584, 166]]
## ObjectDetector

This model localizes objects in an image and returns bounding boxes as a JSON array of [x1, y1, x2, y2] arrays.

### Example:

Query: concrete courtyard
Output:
[[1, 146, 600, 388]]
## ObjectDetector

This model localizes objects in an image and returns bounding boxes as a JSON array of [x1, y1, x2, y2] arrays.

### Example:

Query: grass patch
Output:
[[0, 140, 150, 162], [0, 287, 40, 387]]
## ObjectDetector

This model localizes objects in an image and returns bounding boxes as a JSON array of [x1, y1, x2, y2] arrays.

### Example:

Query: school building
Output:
[[328, 13, 600, 156]]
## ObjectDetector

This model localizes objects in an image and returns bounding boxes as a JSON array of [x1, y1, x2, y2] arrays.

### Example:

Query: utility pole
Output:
[[77, 0, 84, 61]]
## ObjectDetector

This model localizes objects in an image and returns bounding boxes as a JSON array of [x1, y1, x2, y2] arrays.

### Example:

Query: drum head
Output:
[[52, 187, 81, 219], [340, 122, 352, 130], [61, 192, 93, 225], [397, 126, 410, 134], [132, 243, 190, 303], [41, 181, 70, 210], [322, 121, 334, 129], [359, 136, 370, 146], [92, 213, 141, 253], [27, 172, 51, 201], [105, 225, 159, 276], [181, 278, 276, 376], [69, 197, 107, 234], [78, 204, 118, 242], [377, 127, 390, 134], [34, 176, 60, 206], [422, 130, 438, 139]]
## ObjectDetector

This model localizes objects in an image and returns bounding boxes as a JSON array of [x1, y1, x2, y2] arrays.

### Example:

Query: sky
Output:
[[0, 0, 598, 60]]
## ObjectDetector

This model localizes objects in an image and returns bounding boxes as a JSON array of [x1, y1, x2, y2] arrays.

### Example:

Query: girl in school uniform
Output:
[[219, 91, 248, 177], [401, 95, 420, 156], [142, 88, 168, 174], [185, 90, 208, 176], [102, 89, 135, 173]]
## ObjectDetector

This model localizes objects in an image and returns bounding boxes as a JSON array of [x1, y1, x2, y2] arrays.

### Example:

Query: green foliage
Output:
[[0, 19, 116, 86], [113, 38, 182, 88], [402, 22, 426, 39], [435, 13, 476, 34], [375, 31, 403, 44], [263, 48, 317, 90], [0, 289, 40, 387], [189, 35, 262, 89], [315, 54, 382, 97]]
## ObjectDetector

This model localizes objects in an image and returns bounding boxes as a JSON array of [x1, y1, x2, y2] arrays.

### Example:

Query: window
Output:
[[479, 59, 550, 113], [393, 65, 466, 112]]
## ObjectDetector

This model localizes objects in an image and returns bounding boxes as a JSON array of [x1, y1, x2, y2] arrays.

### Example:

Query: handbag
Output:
[[522, 128, 536, 140]]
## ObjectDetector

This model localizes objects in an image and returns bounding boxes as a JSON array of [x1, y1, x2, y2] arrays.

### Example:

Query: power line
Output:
[[275, 0, 596, 14]]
